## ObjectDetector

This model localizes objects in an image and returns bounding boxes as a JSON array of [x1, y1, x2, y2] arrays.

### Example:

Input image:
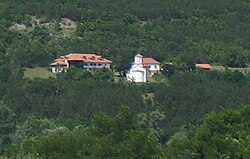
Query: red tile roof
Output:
[[51, 53, 112, 66], [50, 59, 67, 66], [195, 64, 212, 70], [65, 53, 112, 63], [143, 58, 160, 64]]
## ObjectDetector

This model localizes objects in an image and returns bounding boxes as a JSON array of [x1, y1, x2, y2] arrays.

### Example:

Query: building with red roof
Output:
[[142, 57, 161, 75], [195, 64, 212, 70], [127, 53, 161, 82], [50, 53, 112, 73]]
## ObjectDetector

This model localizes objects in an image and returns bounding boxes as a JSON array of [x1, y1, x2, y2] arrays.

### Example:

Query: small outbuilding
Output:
[[195, 64, 212, 70]]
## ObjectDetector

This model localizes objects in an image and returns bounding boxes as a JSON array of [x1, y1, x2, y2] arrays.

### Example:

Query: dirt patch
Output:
[[60, 18, 78, 36], [211, 66, 226, 71], [9, 16, 77, 36], [9, 23, 27, 31], [212, 65, 250, 73], [142, 93, 155, 100]]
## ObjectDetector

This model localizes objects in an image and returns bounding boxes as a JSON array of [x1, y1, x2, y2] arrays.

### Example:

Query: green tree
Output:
[[221, 52, 247, 68], [162, 63, 175, 77], [6, 107, 164, 158], [92, 68, 114, 81], [0, 101, 16, 154], [58, 67, 93, 80], [0, 101, 16, 135], [17, 116, 56, 138], [122, 13, 138, 25], [166, 105, 250, 158]]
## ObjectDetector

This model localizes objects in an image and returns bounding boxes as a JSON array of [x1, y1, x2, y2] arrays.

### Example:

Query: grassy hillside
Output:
[[24, 67, 56, 79]]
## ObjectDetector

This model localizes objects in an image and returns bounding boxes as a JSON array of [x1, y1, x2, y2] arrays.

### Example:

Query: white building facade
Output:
[[126, 54, 160, 83]]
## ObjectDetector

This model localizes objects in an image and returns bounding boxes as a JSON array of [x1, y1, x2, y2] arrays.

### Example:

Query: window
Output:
[[155, 65, 157, 69], [98, 63, 102, 66]]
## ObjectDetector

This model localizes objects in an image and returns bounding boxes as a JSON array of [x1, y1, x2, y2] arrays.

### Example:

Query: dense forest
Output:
[[1, 0, 250, 158]]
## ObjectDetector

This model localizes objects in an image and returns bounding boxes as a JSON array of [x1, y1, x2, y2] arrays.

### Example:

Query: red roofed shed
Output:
[[195, 64, 212, 70]]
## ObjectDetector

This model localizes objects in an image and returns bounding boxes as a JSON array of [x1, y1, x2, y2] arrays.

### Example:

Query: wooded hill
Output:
[[1, 0, 250, 158], [1, 0, 250, 69]]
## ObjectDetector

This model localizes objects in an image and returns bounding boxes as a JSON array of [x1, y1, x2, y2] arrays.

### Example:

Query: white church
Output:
[[126, 53, 161, 83]]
